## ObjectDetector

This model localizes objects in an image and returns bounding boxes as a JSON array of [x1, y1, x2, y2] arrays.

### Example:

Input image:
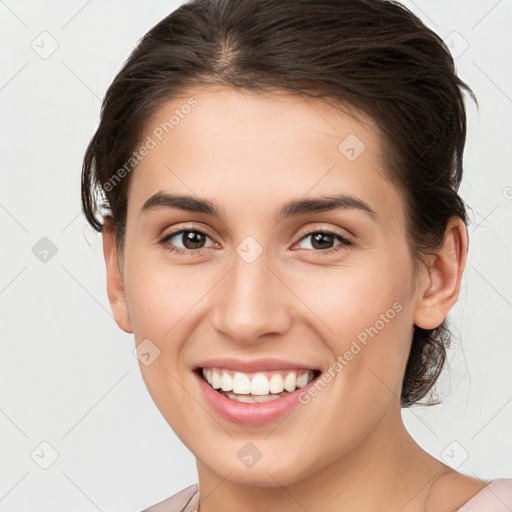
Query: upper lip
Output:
[[194, 358, 321, 373]]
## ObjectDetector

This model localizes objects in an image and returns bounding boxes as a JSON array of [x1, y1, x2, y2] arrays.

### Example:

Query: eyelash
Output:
[[159, 226, 354, 257]]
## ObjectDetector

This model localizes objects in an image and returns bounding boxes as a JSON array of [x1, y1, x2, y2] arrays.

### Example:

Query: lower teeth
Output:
[[220, 389, 290, 403]]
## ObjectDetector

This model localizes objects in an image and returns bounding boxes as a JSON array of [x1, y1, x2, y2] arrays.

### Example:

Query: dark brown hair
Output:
[[81, 0, 477, 407]]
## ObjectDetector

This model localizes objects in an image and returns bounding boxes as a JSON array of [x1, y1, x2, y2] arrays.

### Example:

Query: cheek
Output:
[[285, 253, 414, 398], [123, 257, 209, 431], [283, 250, 413, 342], [124, 254, 214, 341], [330, 304, 412, 405]]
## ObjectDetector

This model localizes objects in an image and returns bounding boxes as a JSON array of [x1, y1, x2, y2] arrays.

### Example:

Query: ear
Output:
[[102, 216, 133, 333], [413, 217, 468, 330]]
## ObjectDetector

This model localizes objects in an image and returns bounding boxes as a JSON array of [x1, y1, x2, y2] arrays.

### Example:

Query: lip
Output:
[[193, 357, 321, 372], [193, 366, 322, 425]]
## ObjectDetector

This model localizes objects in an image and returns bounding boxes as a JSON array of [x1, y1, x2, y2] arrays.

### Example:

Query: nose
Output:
[[211, 251, 293, 345]]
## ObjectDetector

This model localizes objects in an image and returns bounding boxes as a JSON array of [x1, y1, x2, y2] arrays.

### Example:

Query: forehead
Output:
[[127, 86, 403, 227]]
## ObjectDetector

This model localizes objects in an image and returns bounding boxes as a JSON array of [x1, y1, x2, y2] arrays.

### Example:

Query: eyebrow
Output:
[[140, 191, 378, 221]]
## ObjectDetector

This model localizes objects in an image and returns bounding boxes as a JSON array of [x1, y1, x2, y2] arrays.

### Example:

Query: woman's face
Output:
[[108, 87, 435, 486]]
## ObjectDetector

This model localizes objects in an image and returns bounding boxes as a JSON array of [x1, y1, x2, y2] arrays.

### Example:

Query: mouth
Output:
[[195, 367, 322, 404]]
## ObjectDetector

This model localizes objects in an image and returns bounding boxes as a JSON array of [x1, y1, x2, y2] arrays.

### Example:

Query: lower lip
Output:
[[194, 370, 319, 425]]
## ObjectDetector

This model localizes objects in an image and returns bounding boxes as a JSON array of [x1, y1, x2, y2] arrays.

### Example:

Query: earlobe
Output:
[[413, 218, 468, 330], [102, 217, 133, 333]]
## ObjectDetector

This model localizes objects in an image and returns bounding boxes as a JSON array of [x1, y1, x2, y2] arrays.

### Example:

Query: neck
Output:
[[195, 402, 448, 512]]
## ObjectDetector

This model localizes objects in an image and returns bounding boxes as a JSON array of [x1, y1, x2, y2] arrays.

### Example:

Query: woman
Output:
[[81, 0, 512, 510]]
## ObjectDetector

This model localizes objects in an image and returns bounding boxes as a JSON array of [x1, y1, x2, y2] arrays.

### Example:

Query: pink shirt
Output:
[[454, 479, 512, 511], [142, 478, 512, 511]]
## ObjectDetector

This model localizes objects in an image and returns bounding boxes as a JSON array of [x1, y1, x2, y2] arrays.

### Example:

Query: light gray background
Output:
[[0, 1, 511, 511]]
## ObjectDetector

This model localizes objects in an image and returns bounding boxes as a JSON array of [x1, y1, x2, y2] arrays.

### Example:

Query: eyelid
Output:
[[293, 223, 354, 244], [291, 228, 353, 252], [160, 222, 217, 242], [159, 223, 354, 255]]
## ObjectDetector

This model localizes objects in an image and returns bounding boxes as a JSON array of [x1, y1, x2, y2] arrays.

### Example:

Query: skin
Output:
[[102, 86, 486, 511]]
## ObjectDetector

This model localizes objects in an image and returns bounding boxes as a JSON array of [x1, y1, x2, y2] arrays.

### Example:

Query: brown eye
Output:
[[296, 230, 353, 253], [161, 229, 218, 254], [179, 231, 207, 249], [310, 232, 336, 250]]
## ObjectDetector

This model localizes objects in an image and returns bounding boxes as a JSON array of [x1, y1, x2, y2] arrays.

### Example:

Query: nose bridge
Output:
[[211, 244, 291, 344]]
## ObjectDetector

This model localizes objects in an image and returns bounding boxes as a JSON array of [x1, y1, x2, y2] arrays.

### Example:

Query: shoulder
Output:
[[426, 470, 512, 512], [140, 484, 199, 512], [454, 478, 512, 511]]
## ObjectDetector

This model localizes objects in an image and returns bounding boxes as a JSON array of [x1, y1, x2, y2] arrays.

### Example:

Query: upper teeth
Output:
[[202, 367, 315, 395]]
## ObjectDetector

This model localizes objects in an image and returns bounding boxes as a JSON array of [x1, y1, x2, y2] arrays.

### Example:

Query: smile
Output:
[[199, 367, 320, 404]]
